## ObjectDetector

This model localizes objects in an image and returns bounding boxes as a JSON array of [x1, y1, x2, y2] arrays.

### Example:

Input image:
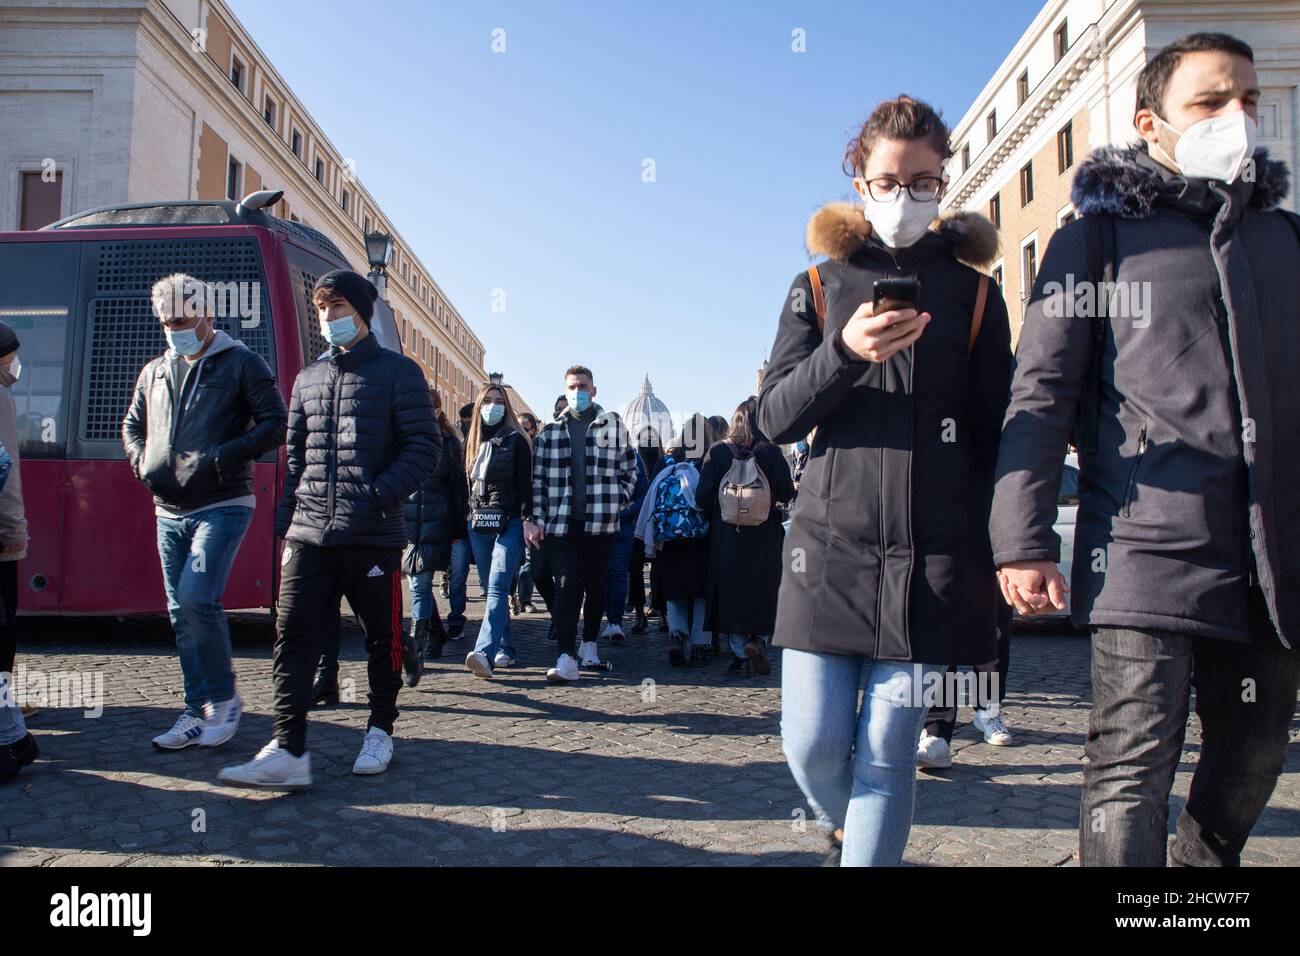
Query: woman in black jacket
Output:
[[461, 384, 532, 679], [757, 95, 1012, 866], [696, 397, 794, 677], [405, 389, 467, 666]]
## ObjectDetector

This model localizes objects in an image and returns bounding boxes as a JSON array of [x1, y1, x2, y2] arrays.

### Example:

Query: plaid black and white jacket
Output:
[[529, 405, 638, 536]]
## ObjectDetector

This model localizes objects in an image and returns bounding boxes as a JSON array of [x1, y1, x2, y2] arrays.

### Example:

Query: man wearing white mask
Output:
[[220, 270, 439, 788], [992, 33, 1300, 866], [123, 274, 287, 751]]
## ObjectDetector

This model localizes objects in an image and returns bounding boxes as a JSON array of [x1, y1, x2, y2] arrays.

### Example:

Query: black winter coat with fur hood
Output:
[[758, 205, 1012, 664]]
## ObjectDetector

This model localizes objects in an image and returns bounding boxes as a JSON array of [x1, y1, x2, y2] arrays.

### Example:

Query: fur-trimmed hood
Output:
[[1071, 142, 1290, 219], [805, 202, 1000, 269]]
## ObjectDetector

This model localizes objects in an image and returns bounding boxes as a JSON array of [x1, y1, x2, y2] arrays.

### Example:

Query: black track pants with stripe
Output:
[[272, 542, 404, 755]]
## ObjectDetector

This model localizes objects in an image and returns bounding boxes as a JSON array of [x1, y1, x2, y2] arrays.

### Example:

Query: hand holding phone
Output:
[[839, 277, 930, 363]]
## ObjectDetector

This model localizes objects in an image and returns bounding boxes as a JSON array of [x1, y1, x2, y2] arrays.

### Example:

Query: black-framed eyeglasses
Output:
[[864, 176, 945, 202]]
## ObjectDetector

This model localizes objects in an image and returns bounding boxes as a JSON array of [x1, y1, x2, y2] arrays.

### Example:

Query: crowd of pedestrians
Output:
[[0, 30, 1295, 870]]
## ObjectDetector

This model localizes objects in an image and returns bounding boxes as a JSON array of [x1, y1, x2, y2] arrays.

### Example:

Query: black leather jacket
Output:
[[121, 334, 287, 511]]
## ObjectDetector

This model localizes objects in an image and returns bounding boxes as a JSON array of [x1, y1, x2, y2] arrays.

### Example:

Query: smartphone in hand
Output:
[[872, 277, 920, 311]]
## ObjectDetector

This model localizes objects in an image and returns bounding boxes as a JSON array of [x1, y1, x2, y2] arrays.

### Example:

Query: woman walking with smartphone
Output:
[[758, 95, 1013, 865]]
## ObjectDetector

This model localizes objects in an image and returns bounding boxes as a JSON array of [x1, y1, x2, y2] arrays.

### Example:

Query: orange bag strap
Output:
[[807, 265, 826, 335], [968, 273, 990, 355]]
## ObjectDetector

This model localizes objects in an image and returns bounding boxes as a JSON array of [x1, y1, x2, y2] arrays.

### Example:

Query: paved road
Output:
[[3, 594, 1297, 867]]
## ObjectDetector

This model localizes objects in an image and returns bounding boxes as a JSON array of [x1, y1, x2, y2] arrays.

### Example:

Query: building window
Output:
[[291, 129, 302, 158], [961, 143, 970, 172], [263, 95, 276, 128], [1016, 70, 1029, 106], [340, 190, 349, 213], [1019, 161, 1034, 207], [230, 56, 244, 92], [19, 170, 63, 230], [1057, 121, 1074, 173], [363, 215, 372, 234], [1022, 240, 1038, 297], [1054, 20, 1069, 62], [992, 264, 1004, 290], [314, 158, 324, 183], [1058, 205, 1078, 227], [986, 109, 997, 141], [226, 156, 243, 201], [989, 192, 1001, 229]]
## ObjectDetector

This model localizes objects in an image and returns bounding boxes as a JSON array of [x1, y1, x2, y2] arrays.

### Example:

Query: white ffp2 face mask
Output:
[[864, 193, 939, 250], [1155, 111, 1257, 183]]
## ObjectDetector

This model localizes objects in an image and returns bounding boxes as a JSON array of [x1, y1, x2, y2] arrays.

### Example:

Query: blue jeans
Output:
[[446, 538, 470, 629], [0, 671, 26, 746], [666, 598, 709, 646], [722, 633, 767, 657], [604, 524, 636, 625], [156, 505, 253, 716], [468, 518, 524, 661], [409, 570, 435, 621], [781, 649, 944, 866]]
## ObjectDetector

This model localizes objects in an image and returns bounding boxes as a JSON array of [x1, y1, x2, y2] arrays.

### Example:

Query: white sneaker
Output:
[[578, 640, 602, 667], [465, 650, 494, 679], [917, 731, 952, 769], [352, 727, 393, 775], [218, 739, 312, 788], [152, 712, 205, 751], [199, 694, 242, 748], [973, 706, 1014, 746], [493, 651, 516, 668], [546, 653, 580, 684], [598, 622, 612, 639]]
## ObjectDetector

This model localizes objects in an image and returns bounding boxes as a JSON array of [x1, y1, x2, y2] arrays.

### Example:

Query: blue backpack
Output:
[[651, 458, 708, 542]]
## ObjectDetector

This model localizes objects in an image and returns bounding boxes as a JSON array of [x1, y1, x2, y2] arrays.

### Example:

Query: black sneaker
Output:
[[668, 632, 688, 667], [425, 624, 448, 660], [401, 629, 422, 688], [1, 733, 38, 784], [727, 656, 752, 676], [309, 676, 340, 708], [446, 622, 465, 642], [743, 638, 771, 676]]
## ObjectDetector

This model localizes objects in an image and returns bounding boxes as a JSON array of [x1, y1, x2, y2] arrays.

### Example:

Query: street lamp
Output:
[[364, 230, 393, 301], [489, 372, 504, 387]]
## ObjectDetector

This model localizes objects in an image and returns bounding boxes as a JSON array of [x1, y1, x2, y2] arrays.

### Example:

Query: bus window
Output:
[[285, 247, 334, 364], [0, 241, 80, 458], [78, 237, 273, 459]]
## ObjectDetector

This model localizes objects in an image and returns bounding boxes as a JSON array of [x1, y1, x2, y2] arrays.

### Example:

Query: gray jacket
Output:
[[990, 144, 1299, 649], [0, 384, 26, 560]]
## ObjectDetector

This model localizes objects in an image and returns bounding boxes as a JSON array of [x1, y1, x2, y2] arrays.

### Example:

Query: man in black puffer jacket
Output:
[[220, 270, 439, 789]]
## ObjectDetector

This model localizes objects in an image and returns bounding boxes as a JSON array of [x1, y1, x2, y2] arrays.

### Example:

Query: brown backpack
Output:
[[807, 266, 990, 354], [718, 447, 771, 527]]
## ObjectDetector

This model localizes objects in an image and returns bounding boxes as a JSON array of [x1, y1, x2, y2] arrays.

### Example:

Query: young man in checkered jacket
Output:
[[524, 366, 638, 683]]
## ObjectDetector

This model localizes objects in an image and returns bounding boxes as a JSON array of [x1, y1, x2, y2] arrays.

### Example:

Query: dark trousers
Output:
[[1081, 587, 1300, 866], [273, 543, 404, 756], [924, 600, 1013, 742], [0, 560, 17, 674], [628, 539, 647, 610], [315, 591, 343, 682], [545, 531, 614, 656]]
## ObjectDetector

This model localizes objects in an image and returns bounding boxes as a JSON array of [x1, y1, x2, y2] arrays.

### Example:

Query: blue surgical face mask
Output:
[[166, 321, 207, 358], [322, 314, 358, 347], [796, 441, 808, 454], [481, 403, 505, 426], [567, 388, 591, 413]]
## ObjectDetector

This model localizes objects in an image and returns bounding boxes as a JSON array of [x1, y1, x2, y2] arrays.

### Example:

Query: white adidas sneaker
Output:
[[218, 739, 312, 789], [546, 653, 580, 684], [152, 712, 205, 751], [199, 694, 242, 748], [353, 727, 393, 775], [917, 731, 953, 769], [973, 705, 1014, 746]]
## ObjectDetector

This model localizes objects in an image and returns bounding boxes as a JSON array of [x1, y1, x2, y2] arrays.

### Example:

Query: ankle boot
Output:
[[310, 673, 340, 707], [631, 608, 648, 634], [425, 619, 447, 660]]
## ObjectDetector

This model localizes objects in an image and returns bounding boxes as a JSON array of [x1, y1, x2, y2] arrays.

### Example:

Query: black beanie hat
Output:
[[314, 270, 378, 324], [0, 323, 18, 360]]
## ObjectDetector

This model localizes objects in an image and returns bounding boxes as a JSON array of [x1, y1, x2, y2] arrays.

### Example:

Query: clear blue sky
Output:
[[228, 0, 1043, 425]]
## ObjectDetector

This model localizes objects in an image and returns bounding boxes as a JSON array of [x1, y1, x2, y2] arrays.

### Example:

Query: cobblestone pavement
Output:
[[2, 592, 1297, 867]]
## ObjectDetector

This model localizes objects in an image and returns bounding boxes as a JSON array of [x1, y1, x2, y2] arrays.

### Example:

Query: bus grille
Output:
[[84, 237, 275, 443]]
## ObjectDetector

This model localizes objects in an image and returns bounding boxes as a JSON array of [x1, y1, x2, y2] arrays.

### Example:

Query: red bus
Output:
[[0, 190, 402, 615]]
